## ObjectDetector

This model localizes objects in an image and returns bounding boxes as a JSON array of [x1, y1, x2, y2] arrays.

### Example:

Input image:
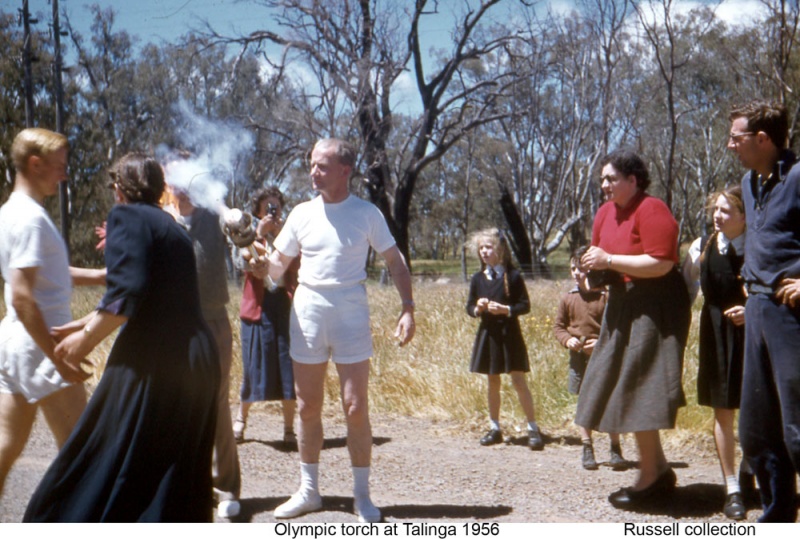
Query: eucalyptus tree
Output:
[[407, 130, 498, 276], [722, 1, 800, 144], [203, 0, 525, 268], [633, 0, 722, 213], [1, 12, 29, 197], [476, 0, 638, 277], [0, 10, 67, 203], [661, 10, 740, 242]]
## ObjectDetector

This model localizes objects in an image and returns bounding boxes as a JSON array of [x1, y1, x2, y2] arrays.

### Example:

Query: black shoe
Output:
[[723, 492, 746, 521], [609, 443, 626, 470], [608, 468, 677, 509], [582, 444, 598, 470], [480, 429, 502, 446], [528, 428, 544, 451], [739, 468, 759, 507]]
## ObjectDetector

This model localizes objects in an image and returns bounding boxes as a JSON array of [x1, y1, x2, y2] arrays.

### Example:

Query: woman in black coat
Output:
[[24, 153, 219, 522]]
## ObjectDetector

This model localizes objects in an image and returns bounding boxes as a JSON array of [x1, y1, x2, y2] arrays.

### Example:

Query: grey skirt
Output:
[[575, 268, 691, 433]]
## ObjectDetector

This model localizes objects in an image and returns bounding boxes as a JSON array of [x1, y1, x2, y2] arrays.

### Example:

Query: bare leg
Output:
[[580, 426, 593, 442], [236, 401, 252, 423], [273, 362, 326, 519], [633, 430, 669, 490], [335, 359, 381, 522], [335, 360, 372, 467], [713, 407, 737, 479], [509, 371, 536, 422], [0, 393, 38, 498], [487, 374, 501, 423], [293, 361, 328, 464], [38, 383, 86, 448], [282, 399, 297, 433]]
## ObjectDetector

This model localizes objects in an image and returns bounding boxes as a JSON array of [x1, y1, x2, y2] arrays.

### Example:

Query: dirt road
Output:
[[0, 408, 763, 523]]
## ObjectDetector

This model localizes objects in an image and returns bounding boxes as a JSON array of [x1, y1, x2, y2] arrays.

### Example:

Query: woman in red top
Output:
[[576, 150, 691, 510]]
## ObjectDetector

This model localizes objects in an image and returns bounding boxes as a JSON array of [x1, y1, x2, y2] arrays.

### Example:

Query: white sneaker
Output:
[[354, 497, 381, 523], [217, 500, 241, 518], [274, 490, 322, 519]]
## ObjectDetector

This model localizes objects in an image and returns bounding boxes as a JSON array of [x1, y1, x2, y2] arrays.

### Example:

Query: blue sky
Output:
[[20, 0, 757, 115], [23, 0, 468, 114], [27, 0, 272, 45], [23, 0, 758, 48]]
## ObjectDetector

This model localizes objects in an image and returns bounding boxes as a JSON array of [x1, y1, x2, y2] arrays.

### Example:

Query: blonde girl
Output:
[[465, 228, 543, 450]]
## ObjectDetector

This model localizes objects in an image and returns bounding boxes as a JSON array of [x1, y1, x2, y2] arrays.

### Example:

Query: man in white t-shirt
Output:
[[257, 138, 415, 523], [0, 128, 103, 500]]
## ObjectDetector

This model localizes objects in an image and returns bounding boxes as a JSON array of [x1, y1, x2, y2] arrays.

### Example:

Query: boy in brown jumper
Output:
[[554, 246, 624, 470]]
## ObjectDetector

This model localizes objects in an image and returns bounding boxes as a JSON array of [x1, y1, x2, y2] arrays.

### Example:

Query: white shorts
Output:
[[0, 318, 72, 403], [290, 284, 373, 364]]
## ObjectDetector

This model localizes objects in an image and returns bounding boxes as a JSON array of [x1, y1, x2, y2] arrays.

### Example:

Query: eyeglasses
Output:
[[728, 132, 755, 143], [599, 174, 621, 183]]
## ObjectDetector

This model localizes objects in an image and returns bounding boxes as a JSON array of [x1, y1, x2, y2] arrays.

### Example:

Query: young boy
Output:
[[553, 246, 623, 470]]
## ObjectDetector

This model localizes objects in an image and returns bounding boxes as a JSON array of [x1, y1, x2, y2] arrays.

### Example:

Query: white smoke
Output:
[[159, 99, 254, 212]]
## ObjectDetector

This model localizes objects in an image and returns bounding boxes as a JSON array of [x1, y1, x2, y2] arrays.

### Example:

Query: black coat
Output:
[[24, 203, 220, 522]]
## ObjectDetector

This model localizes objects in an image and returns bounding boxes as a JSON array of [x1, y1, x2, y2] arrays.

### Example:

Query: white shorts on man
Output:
[[0, 192, 72, 400], [272, 193, 396, 522]]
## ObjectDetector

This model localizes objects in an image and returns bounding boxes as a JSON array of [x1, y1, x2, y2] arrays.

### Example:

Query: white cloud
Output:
[[714, 0, 768, 26], [635, 0, 766, 27], [390, 71, 420, 116]]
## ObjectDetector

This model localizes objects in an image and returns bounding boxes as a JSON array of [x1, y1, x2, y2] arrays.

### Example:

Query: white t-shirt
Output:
[[274, 195, 396, 289], [0, 191, 72, 401]]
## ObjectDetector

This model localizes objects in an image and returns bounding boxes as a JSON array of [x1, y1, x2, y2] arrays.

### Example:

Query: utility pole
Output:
[[21, 0, 37, 127], [52, 0, 70, 254]]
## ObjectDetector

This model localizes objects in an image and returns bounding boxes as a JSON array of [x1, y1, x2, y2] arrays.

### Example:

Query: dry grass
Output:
[[0, 277, 713, 441], [368, 279, 710, 438]]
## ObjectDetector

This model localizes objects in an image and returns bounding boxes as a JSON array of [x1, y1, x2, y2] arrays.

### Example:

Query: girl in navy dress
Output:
[[682, 186, 750, 520], [466, 228, 543, 450]]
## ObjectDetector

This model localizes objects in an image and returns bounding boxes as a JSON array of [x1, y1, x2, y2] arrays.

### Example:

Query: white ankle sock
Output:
[[527, 421, 539, 432], [352, 466, 371, 499], [725, 474, 740, 495], [352, 466, 380, 522], [489, 419, 501, 431], [300, 462, 319, 493]]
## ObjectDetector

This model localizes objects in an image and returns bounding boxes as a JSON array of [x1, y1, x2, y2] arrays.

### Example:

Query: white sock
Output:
[[725, 474, 740, 495], [489, 419, 501, 431], [352, 467, 380, 521], [300, 462, 319, 494], [527, 421, 539, 432], [352, 466, 371, 500]]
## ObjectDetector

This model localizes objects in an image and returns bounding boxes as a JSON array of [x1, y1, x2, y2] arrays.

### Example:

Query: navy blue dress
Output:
[[24, 203, 220, 522], [697, 237, 746, 409], [466, 268, 531, 374]]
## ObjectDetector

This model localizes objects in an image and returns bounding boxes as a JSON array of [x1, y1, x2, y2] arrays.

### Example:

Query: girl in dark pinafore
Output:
[[682, 186, 751, 521], [466, 228, 543, 450]]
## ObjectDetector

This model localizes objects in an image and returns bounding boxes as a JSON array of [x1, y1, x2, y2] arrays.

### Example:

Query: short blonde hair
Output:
[[11, 128, 69, 174]]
